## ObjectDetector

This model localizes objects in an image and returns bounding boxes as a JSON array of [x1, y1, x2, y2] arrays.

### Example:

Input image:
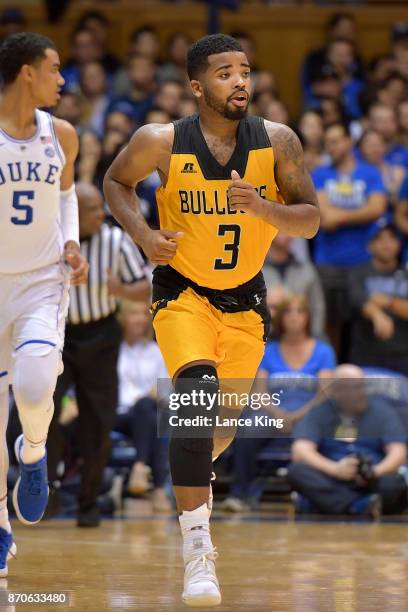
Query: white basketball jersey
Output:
[[0, 109, 65, 274]]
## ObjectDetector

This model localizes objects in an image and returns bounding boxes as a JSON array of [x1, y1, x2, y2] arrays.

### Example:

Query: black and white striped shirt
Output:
[[68, 223, 146, 325]]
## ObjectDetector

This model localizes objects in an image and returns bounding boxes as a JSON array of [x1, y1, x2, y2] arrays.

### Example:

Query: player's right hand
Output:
[[142, 229, 183, 265]]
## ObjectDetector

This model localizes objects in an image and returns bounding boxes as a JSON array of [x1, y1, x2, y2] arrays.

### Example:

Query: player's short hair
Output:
[[0, 32, 56, 86], [187, 33, 243, 80]]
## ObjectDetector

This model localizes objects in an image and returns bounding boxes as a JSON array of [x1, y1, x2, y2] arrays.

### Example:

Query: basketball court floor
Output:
[[5, 501, 408, 611]]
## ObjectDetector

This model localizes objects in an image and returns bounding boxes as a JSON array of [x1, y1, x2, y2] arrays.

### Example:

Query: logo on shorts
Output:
[[181, 162, 197, 173], [253, 293, 261, 306]]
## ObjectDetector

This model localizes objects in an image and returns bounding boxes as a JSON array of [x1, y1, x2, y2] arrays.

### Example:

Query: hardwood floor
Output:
[[5, 506, 408, 611]]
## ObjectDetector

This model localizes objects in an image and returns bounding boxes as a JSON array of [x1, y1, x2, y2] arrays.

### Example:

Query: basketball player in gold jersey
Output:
[[104, 34, 319, 607]]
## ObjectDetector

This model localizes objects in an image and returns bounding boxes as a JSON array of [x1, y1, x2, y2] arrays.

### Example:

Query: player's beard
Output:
[[203, 87, 248, 120]]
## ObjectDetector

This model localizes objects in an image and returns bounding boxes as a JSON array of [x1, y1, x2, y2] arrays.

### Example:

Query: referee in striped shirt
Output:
[[47, 182, 150, 527]]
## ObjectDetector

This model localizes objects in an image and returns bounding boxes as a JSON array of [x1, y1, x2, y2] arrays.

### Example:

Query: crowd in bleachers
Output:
[[4, 6, 408, 519]]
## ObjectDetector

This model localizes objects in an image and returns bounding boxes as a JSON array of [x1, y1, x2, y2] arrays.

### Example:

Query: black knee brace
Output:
[[169, 364, 219, 487]]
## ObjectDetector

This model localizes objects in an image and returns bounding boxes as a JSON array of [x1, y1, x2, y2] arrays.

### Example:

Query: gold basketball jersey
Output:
[[156, 114, 284, 290]]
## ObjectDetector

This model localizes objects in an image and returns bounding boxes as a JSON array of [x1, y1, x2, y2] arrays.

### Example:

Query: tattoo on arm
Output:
[[268, 123, 318, 208]]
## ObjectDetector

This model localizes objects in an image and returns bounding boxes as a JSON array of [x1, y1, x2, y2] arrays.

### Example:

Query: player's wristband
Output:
[[60, 184, 79, 246]]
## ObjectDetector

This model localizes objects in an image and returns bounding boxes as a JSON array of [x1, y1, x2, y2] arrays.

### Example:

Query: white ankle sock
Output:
[[179, 503, 213, 563], [21, 436, 46, 464], [0, 495, 11, 533]]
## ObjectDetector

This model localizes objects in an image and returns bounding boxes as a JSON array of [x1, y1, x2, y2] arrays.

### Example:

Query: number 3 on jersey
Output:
[[214, 224, 241, 270], [11, 190, 34, 225]]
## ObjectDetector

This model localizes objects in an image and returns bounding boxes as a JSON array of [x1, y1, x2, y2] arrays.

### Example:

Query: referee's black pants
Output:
[[48, 314, 121, 512]]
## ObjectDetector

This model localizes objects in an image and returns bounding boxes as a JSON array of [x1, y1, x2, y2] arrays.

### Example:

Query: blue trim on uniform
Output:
[[47, 113, 65, 166], [15, 340, 56, 351], [0, 371, 7, 378], [0, 109, 40, 144]]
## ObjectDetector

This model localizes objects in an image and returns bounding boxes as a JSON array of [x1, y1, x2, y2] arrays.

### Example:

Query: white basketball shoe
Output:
[[182, 547, 221, 607], [179, 501, 221, 607]]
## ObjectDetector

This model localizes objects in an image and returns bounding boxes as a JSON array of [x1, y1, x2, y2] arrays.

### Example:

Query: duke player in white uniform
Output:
[[0, 33, 88, 575]]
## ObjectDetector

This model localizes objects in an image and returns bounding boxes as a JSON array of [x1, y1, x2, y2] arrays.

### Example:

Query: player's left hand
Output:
[[64, 242, 89, 285], [228, 170, 265, 218]]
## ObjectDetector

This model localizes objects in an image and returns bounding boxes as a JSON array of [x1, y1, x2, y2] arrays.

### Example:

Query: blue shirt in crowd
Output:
[[293, 396, 406, 464], [385, 144, 408, 170], [312, 161, 386, 266], [259, 340, 336, 412], [400, 174, 408, 200]]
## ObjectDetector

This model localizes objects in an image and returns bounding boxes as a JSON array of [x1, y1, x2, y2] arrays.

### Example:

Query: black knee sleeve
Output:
[[169, 365, 219, 487]]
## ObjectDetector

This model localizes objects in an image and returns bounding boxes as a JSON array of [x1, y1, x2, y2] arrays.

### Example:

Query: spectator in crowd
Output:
[[348, 221, 408, 376], [105, 104, 137, 136], [262, 99, 290, 125], [258, 294, 335, 392], [115, 300, 171, 512], [76, 129, 102, 185], [252, 71, 277, 98], [0, 7, 26, 43], [83, 112, 133, 191], [109, 55, 156, 123], [223, 294, 336, 512], [262, 232, 326, 338], [312, 122, 387, 355], [288, 364, 407, 516], [229, 31, 259, 73], [53, 91, 82, 131], [398, 100, 408, 146], [157, 32, 192, 84], [251, 90, 279, 119], [392, 36, 408, 80], [359, 130, 405, 206], [62, 29, 104, 92], [395, 172, 408, 258], [326, 38, 365, 119], [297, 110, 328, 172], [319, 97, 349, 128], [367, 54, 395, 89], [308, 66, 343, 114], [302, 12, 363, 107], [127, 26, 161, 63], [47, 183, 150, 526], [368, 103, 408, 169], [76, 10, 121, 74], [78, 61, 112, 138], [154, 79, 184, 118], [179, 97, 197, 118], [113, 26, 161, 98], [144, 108, 172, 125], [377, 73, 408, 111]]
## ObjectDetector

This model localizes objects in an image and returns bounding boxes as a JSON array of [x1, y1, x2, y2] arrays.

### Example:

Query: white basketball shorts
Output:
[[0, 262, 70, 392]]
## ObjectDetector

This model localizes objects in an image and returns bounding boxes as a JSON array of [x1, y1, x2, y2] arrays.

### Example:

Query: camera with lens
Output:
[[355, 452, 375, 484]]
